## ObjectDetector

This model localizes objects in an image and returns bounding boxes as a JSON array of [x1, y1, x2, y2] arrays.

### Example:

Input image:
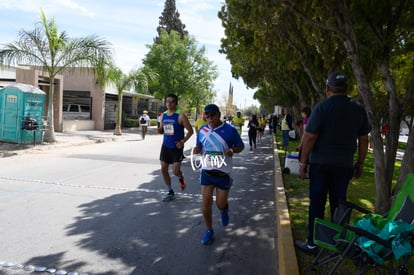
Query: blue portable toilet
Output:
[[0, 83, 46, 144]]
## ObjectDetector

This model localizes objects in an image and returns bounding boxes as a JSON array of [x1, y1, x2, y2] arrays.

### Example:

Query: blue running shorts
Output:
[[200, 169, 232, 190]]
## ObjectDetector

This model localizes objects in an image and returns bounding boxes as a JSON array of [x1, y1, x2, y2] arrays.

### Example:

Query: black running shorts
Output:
[[159, 144, 184, 164]]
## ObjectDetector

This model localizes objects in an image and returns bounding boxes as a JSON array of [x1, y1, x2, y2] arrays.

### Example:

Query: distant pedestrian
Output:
[[158, 94, 194, 202], [295, 72, 371, 254], [194, 112, 208, 136], [232, 111, 244, 135], [257, 115, 266, 141], [247, 115, 259, 150], [193, 104, 244, 245], [139, 110, 151, 140]]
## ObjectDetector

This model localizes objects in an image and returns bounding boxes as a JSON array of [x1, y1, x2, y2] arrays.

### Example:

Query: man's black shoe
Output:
[[295, 240, 319, 255]]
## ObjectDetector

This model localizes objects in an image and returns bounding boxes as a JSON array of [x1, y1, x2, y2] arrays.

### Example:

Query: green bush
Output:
[[123, 118, 138, 128]]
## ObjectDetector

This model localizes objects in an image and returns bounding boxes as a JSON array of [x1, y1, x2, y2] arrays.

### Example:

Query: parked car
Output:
[[63, 104, 91, 120]]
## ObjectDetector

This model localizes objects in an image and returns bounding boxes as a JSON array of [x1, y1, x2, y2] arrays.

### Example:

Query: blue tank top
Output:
[[162, 110, 184, 148]]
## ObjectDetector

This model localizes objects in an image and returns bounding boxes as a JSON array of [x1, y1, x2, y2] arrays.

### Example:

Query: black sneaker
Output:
[[294, 240, 319, 255]]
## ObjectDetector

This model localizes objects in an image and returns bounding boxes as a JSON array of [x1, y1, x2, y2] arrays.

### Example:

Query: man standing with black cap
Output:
[[193, 104, 245, 245], [295, 72, 371, 254]]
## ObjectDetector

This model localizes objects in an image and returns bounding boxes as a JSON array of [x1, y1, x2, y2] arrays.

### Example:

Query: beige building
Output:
[[0, 65, 163, 132]]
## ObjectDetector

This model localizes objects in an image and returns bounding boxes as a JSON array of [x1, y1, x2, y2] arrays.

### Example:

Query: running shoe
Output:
[[162, 190, 175, 202], [201, 229, 214, 245], [221, 208, 229, 226], [179, 176, 186, 190]]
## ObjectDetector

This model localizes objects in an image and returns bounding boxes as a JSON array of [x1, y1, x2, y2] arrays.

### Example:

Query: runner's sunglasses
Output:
[[205, 112, 217, 118]]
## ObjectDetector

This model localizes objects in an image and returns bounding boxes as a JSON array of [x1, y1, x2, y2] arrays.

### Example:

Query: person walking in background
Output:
[[247, 114, 259, 150], [194, 111, 208, 136], [295, 72, 371, 254], [257, 115, 266, 141], [232, 111, 245, 135], [281, 108, 293, 148], [139, 110, 151, 140], [158, 93, 194, 202], [193, 104, 244, 245]]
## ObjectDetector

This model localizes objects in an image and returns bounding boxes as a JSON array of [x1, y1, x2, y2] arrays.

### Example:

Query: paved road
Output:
[[0, 128, 277, 275]]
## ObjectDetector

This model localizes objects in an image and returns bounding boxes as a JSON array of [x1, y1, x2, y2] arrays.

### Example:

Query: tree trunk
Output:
[[341, 30, 392, 214], [371, 129, 391, 214], [114, 92, 123, 136], [43, 75, 56, 143], [395, 123, 414, 194], [114, 124, 122, 136], [394, 72, 414, 194]]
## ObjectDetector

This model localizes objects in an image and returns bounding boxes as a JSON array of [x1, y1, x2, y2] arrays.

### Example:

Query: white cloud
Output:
[[59, 0, 96, 18]]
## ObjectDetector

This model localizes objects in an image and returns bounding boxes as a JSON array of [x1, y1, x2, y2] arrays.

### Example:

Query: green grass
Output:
[[276, 132, 410, 274]]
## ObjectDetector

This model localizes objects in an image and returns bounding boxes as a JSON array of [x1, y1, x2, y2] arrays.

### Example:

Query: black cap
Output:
[[204, 104, 220, 113], [326, 72, 347, 90]]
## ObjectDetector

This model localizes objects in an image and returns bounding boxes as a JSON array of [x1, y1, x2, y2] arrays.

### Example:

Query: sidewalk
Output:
[[0, 127, 148, 158]]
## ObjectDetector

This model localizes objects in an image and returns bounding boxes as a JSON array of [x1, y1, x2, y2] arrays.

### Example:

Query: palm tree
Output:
[[0, 10, 113, 142], [106, 66, 151, 135]]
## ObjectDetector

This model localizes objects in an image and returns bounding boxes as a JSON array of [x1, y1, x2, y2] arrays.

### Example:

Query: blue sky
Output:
[[0, 0, 259, 108]]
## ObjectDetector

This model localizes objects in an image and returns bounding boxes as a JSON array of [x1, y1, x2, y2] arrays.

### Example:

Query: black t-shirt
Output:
[[248, 120, 258, 132], [306, 95, 371, 166]]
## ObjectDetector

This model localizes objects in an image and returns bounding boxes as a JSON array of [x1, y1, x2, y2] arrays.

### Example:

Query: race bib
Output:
[[203, 151, 227, 168], [163, 123, 174, 135]]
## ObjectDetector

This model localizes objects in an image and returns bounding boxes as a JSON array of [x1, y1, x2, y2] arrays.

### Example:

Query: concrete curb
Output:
[[274, 136, 300, 274]]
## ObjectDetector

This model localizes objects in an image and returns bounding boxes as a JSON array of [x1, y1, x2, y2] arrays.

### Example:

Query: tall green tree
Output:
[[154, 0, 188, 43], [105, 66, 150, 136], [285, 0, 414, 214], [219, 0, 414, 213], [144, 30, 217, 113], [0, 10, 113, 143]]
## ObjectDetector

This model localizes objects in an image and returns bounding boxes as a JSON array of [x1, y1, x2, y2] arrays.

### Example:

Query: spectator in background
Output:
[[296, 106, 312, 158], [381, 123, 388, 139], [281, 108, 293, 148], [269, 115, 279, 135], [157, 112, 162, 129], [295, 72, 371, 254]]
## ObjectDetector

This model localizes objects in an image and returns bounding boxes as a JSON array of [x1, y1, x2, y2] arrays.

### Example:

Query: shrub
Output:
[[123, 118, 138, 128]]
